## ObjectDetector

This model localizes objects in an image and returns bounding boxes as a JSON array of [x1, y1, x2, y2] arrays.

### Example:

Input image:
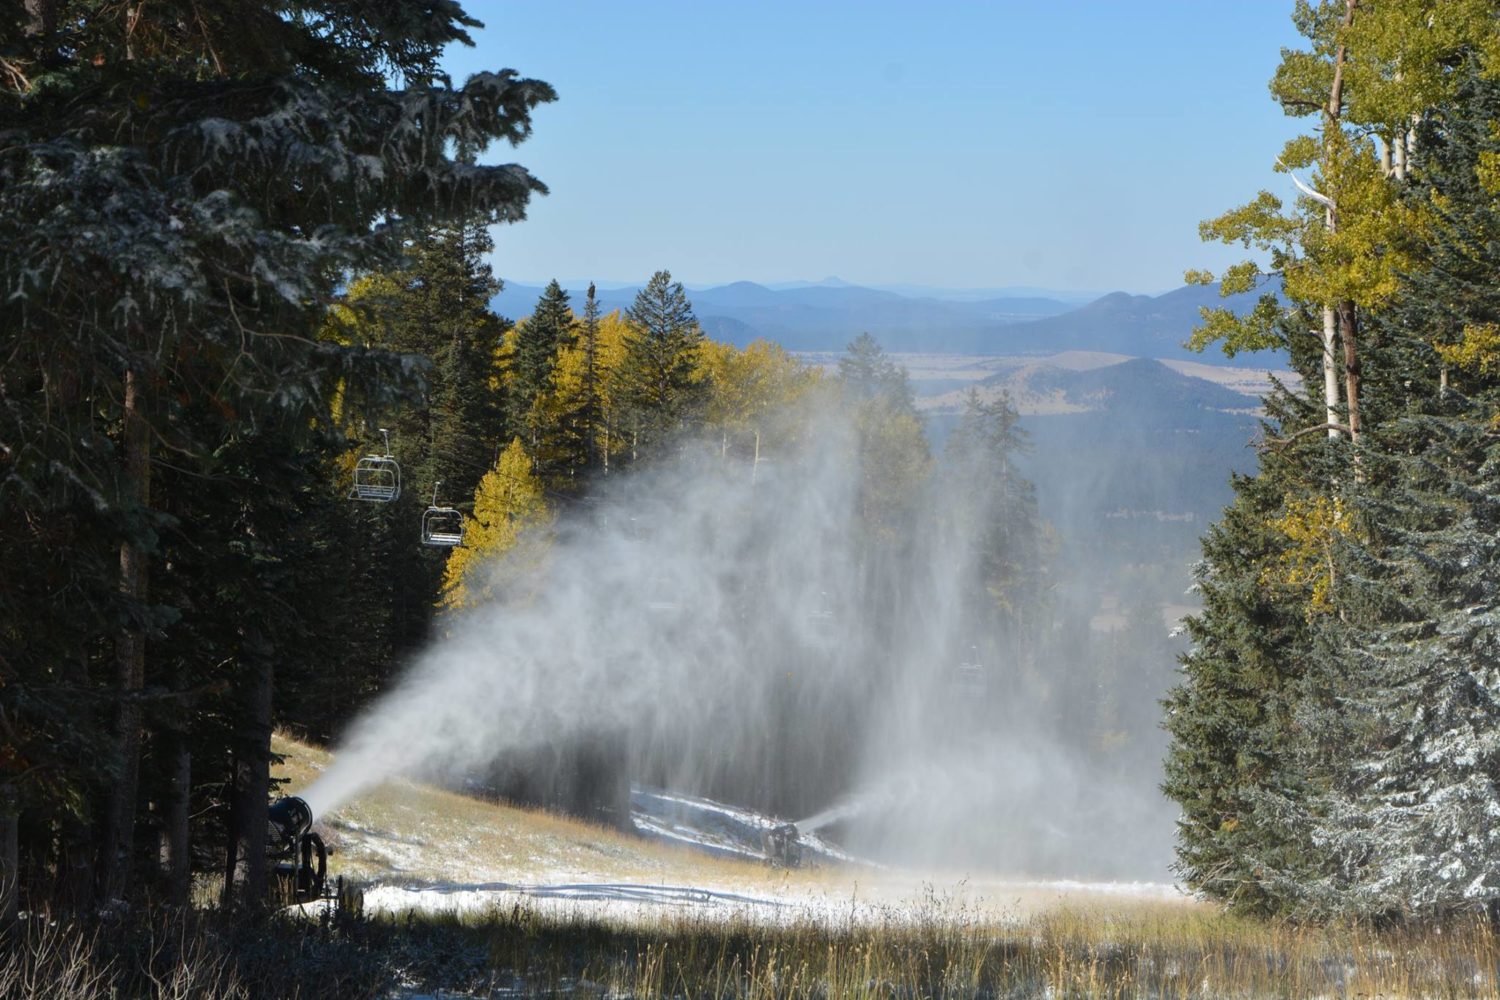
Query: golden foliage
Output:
[[440, 438, 552, 611], [1261, 495, 1356, 617]]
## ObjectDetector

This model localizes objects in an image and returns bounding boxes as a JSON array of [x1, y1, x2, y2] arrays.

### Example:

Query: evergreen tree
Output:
[[511, 280, 576, 448], [565, 284, 608, 476], [1166, 59, 1500, 920], [1272, 67, 1500, 921], [0, 1, 553, 910], [941, 390, 1043, 630], [612, 270, 708, 455], [1162, 309, 1337, 915], [834, 334, 930, 676], [838, 332, 917, 406], [837, 334, 929, 544]]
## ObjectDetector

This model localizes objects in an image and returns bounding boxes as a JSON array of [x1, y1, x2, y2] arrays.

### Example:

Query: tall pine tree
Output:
[[612, 270, 708, 456]]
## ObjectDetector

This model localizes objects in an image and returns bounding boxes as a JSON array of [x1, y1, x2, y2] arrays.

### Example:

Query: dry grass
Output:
[[410, 901, 1500, 999], [10, 876, 1500, 997]]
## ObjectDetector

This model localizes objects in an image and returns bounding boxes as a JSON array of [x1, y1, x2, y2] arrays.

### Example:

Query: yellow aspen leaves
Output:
[[1262, 495, 1357, 617], [440, 438, 551, 611]]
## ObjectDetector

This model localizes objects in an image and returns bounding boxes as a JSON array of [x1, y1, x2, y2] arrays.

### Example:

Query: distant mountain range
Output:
[[491, 279, 1282, 366]]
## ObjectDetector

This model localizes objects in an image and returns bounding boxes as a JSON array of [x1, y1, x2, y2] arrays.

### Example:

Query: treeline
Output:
[[0, 1, 559, 916], [1167, 2, 1500, 921]]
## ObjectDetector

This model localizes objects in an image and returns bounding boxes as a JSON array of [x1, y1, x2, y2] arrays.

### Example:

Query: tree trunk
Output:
[[59, 654, 94, 913], [1339, 300, 1362, 443], [165, 738, 191, 906], [99, 367, 151, 903], [23, 0, 58, 36], [0, 784, 18, 923], [221, 770, 238, 906], [1321, 307, 1342, 438], [230, 656, 273, 905], [1323, 0, 1359, 445]]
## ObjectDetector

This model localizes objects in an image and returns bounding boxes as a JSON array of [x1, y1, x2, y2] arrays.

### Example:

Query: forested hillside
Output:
[[1165, 0, 1500, 921]]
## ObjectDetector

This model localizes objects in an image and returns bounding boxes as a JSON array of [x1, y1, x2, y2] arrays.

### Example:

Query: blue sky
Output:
[[445, 2, 1305, 296]]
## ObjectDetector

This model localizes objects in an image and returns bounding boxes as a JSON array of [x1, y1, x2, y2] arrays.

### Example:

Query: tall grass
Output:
[[440, 899, 1500, 999], [6, 898, 1500, 998]]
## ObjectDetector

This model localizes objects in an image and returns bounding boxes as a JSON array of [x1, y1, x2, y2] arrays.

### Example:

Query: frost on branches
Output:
[[0, 3, 556, 505]]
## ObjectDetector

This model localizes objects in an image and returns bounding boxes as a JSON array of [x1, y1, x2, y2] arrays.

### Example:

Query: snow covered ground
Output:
[[357, 874, 1184, 928], [277, 738, 1185, 929], [346, 785, 1183, 927]]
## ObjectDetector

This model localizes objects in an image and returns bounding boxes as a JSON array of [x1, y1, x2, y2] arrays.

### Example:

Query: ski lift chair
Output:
[[421, 482, 465, 547], [805, 590, 835, 622], [954, 645, 987, 696], [350, 428, 401, 502]]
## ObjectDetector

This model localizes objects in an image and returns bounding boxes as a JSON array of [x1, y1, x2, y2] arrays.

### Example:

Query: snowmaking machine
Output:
[[761, 821, 803, 868], [267, 796, 328, 904]]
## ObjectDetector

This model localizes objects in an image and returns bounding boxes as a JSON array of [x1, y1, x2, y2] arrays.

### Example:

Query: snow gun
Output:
[[267, 796, 328, 904], [761, 821, 803, 869]]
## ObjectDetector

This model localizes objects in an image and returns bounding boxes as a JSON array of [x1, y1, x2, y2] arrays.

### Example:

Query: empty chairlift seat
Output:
[[349, 428, 401, 502], [421, 482, 465, 547]]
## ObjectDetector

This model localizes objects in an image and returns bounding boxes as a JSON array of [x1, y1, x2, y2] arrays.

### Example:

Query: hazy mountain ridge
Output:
[[920, 357, 1273, 418], [492, 279, 1281, 364]]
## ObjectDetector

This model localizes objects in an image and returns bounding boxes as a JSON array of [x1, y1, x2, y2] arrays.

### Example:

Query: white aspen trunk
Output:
[[1320, 0, 1359, 445], [1322, 306, 1341, 438]]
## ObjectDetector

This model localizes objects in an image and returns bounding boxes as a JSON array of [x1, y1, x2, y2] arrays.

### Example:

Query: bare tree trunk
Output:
[[1322, 307, 1342, 438], [1321, 0, 1360, 446], [99, 367, 151, 903]]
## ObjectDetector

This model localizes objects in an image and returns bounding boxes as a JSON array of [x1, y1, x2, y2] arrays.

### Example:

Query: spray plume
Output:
[[305, 396, 1176, 879]]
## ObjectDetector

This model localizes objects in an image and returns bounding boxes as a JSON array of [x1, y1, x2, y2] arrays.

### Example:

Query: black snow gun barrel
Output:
[[267, 796, 327, 904]]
